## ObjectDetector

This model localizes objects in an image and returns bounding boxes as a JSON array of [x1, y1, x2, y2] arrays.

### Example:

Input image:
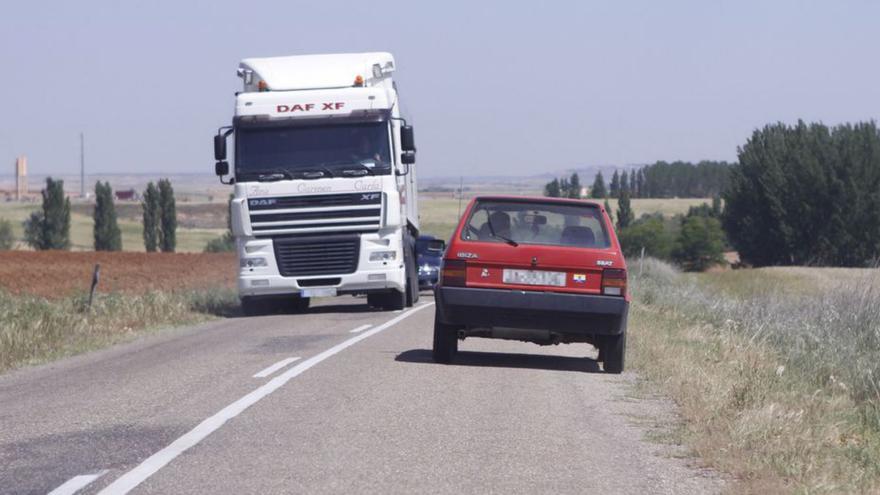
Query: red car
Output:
[[433, 196, 630, 373]]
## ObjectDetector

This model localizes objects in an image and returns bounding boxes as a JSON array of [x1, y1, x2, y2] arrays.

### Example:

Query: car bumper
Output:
[[418, 272, 439, 289], [238, 266, 406, 298], [435, 286, 628, 335]]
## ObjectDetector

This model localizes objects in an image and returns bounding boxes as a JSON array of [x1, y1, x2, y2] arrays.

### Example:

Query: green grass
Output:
[[0, 288, 237, 372], [629, 259, 880, 493]]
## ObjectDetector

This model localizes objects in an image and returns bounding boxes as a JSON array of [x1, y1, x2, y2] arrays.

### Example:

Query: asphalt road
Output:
[[0, 295, 722, 494]]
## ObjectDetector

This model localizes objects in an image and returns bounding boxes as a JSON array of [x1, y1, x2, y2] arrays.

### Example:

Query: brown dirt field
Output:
[[0, 251, 236, 298]]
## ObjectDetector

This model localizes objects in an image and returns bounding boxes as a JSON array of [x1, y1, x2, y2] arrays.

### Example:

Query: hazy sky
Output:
[[1, 1, 877, 178]]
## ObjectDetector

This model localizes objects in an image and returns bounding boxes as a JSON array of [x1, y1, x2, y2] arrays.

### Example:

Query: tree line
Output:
[[20, 177, 178, 252]]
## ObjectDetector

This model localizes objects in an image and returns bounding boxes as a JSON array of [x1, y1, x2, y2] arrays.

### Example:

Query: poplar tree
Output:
[[620, 171, 630, 196], [544, 178, 561, 197], [616, 190, 634, 231], [590, 172, 607, 199], [24, 177, 71, 250], [142, 182, 160, 252], [93, 181, 122, 251], [158, 178, 177, 252], [609, 171, 620, 198], [568, 173, 582, 199]]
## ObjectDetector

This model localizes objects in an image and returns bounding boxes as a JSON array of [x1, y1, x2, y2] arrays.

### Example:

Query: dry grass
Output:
[[629, 259, 880, 493], [0, 288, 237, 372]]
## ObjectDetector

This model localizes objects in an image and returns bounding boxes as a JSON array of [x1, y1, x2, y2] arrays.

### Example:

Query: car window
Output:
[[461, 200, 611, 248]]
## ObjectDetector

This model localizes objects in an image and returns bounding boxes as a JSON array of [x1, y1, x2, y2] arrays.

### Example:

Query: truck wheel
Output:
[[288, 296, 310, 313], [404, 243, 419, 307], [601, 332, 626, 374], [432, 316, 458, 364], [385, 289, 406, 311], [241, 297, 266, 316]]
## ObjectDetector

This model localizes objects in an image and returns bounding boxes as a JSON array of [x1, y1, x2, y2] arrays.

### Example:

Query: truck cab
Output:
[[213, 52, 420, 314]]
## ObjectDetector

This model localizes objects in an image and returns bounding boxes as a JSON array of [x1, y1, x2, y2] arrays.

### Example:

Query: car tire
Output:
[[601, 332, 626, 374], [432, 315, 458, 364]]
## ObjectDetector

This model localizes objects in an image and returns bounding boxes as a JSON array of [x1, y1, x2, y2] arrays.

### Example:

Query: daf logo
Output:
[[361, 193, 380, 201], [249, 198, 277, 207]]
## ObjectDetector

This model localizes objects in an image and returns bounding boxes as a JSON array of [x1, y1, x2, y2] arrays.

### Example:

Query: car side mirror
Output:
[[215, 160, 229, 177], [401, 125, 416, 152], [214, 134, 227, 161], [427, 239, 445, 253], [401, 151, 416, 165]]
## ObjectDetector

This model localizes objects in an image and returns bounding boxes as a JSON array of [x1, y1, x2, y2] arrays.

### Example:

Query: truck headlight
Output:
[[369, 251, 397, 261], [240, 257, 268, 268]]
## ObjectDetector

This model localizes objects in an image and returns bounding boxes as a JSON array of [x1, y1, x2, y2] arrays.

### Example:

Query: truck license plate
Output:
[[502, 269, 566, 287], [301, 288, 337, 298]]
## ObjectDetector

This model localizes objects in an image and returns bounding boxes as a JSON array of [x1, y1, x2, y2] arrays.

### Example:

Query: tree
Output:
[[636, 169, 645, 198], [23, 177, 70, 250], [158, 178, 177, 252], [629, 171, 638, 198], [723, 120, 880, 266], [609, 171, 620, 198], [142, 182, 160, 252], [568, 173, 581, 199], [672, 216, 725, 271], [620, 171, 630, 197], [544, 178, 561, 198], [0, 218, 14, 250], [604, 199, 614, 225], [590, 172, 607, 199], [93, 181, 122, 251], [616, 190, 635, 231]]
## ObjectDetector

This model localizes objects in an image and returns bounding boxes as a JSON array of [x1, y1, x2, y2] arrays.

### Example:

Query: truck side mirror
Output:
[[215, 161, 229, 177], [401, 125, 416, 152], [401, 151, 416, 165], [214, 134, 227, 161]]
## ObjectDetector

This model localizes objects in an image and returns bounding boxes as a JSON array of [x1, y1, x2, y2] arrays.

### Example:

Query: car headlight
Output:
[[240, 257, 268, 268], [419, 264, 436, 274], [370, 251, 397, 261]]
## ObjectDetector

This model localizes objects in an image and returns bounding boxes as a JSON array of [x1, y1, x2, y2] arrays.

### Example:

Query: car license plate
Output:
[[301, 288, 337, 298], [502, 269, 566, 287]]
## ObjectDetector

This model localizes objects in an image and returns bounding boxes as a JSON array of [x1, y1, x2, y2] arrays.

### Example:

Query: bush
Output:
[[618, 216, 674, 260], [672, 216, 725, 271], [0, 218, 14, 250], [204, 233, 235, 252]]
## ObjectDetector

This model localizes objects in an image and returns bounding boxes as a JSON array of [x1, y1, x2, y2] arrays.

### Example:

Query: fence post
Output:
[[88, 264, 100, 309], [639, 247, 645, 277]]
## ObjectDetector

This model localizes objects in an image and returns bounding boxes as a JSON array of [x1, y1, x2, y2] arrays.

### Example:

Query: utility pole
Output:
[[80, 132, 85, 198]]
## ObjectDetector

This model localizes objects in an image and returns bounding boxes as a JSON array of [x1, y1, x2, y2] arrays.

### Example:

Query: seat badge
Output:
[[573, 273, 587, 284]]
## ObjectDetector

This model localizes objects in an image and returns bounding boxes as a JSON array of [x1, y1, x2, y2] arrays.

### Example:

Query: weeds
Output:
[[0, 288, 237, 372], [629, 258, 880, 493]]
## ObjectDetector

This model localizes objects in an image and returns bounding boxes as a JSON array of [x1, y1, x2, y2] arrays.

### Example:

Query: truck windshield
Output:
[[461, 200, 611, 248], [235, 121, 392, 180]]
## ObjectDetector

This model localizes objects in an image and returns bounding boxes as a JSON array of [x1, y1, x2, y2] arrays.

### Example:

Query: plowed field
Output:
[[0, 251, 236, 298]]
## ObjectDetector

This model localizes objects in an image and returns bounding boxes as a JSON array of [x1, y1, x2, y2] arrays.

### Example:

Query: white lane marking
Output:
[[99, 302, 434, 495], [48, 470, 108, 495], [252, 357, 301, 378], [349, 324, 373, 334]]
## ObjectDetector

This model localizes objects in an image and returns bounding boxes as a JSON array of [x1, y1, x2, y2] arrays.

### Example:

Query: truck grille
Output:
[[273, 234, 360, 277], [249, 192, 382, 236]]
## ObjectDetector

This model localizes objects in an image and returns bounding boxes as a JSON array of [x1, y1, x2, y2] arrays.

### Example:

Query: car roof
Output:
[[469, 195, 604, 208]]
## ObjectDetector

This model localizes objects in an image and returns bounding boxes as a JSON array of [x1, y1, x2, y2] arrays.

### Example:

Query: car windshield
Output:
[[461, 200, 611, 248], [235, 121, 392, 180]]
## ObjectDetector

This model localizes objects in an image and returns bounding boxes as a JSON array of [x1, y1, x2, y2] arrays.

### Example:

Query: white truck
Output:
[[212, 52, 420, 314]]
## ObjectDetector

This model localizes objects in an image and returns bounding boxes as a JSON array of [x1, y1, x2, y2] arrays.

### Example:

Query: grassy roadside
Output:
[[628, 259, 880, 493], [0, 288, 237, 373]]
